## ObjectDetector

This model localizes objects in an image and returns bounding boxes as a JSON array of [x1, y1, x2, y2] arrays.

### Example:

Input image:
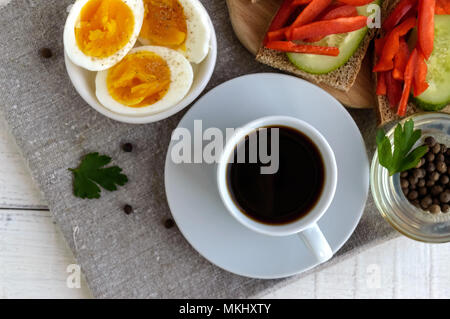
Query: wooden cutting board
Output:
[[226, 0, 375, 109]]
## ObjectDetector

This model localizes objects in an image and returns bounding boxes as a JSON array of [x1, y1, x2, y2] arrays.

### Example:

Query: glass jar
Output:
[[371, 112, 450, 243]]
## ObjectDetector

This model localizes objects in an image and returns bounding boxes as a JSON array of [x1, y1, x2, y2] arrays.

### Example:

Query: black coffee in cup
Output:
[[226, 126, 325, 225]]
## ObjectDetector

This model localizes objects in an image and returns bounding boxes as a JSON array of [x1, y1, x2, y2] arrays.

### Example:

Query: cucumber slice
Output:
[[286, 1, 380, 75], [414, 15, 450, 111]]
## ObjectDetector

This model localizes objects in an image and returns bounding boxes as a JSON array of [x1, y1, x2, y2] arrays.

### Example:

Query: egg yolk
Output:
[[139, 0, 187, 50], [107, 51, 171, 107], [75, 0, 135, 58]]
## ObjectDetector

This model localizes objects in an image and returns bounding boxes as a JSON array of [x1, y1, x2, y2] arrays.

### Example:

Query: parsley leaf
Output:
[[376, 119, 428, 176], [68, 152, 128, 199]]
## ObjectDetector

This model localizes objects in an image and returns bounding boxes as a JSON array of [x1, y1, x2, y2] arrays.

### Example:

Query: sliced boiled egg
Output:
[[95, 46, 193, 115], [64, 0, 145, 71], [138, 0, 211, 64]]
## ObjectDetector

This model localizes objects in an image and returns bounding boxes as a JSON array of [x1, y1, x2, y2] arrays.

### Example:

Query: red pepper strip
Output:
[[383, 0, 417, 31], [375, 37, 386, 57], [303, 36, 323, 42], [291, 0, 333, 27], [320, 4, 358, 20], [265, 41, 340, 56], [302, 5, 358, 42], [268, 0, 296, 31], [376, 72, 387, 95], [413, 49, 429, 96], [436, 0, 450, 14], [386, 71, 403, 108], [393, 38, 410, 80], [263, 0, 296, 44], [337, 0, 373, 5], [266, 27, 289, 42], [373, 17, 416, 72], [292, 0, 313, 4], [286, 16, 368, 41], [398, 48, 418, 116], [418, 0, 435, 60]]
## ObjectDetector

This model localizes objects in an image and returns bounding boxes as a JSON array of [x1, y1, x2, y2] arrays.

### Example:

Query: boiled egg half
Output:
[[64, 0, 145, 71], [138, 0, 211, 64], [95, 46, 193, 115]]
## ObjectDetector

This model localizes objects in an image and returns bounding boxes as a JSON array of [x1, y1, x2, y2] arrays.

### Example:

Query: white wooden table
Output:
[[1, 117, 450, 299]]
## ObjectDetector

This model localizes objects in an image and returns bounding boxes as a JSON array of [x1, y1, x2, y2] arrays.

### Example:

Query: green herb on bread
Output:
[[69, 152, 128, 199], [376, 119, 428, 176]]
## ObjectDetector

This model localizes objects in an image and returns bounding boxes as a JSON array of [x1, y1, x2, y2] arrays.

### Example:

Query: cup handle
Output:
[[298, 223, 333, 264]]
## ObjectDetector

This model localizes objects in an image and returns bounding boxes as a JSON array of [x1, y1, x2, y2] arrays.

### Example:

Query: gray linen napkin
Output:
[[0, 0, 397, 298]]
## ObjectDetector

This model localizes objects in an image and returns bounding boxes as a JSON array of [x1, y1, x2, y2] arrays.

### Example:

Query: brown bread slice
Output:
[[256, 1, 391, 92], [374, 0, 450, 126]]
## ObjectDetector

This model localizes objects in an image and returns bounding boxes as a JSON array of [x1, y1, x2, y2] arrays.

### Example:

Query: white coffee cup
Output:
[[217, 116, 337, 264]]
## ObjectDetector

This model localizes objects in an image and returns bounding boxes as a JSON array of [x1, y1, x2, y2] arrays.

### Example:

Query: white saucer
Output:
[[164, 73, 369, 279]]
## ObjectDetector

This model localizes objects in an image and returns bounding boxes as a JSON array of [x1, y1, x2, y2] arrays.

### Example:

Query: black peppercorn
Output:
[[122, 143, 133, 152], [417, 178, 426, 187], [421, 196, 432, 209], [418, 187, 427, 196], [39, 47, 52, 58], [432, 144, 441, 154], [408, 190, 419, 200], [123, 204, 133, 214], [426, 179, 435, 187], [429, 204, 441, 214], [430, 171, 440, 181], [439, 191, 450, 204], [400, 178, 409, 189], [424, 136, 436, 147], [164, 218, 175, 229], [431, 185, 443, 196], [436, 161, 447, 174], [440, 175, 449, 185]]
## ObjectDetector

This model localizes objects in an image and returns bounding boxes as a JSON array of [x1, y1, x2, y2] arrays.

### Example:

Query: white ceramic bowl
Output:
[[64, 12, 217, 124]]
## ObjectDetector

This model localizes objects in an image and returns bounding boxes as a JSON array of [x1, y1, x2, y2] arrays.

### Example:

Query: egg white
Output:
[[138, 0, 211, 64], [64, 0, 145, 71], [95, 46, 193, 115]]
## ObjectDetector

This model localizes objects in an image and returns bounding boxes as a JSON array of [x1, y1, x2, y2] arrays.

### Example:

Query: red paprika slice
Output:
[[436, 0, 450, 14], [386, 71, 403, 108], [373, 17, 416, 72], [291, 0, 333, 27], [286, 16, 368, 41], [338, 0, 373, 5], [265, 41, 340, 56], [292, 0, 313, 4], [418, 0, 435, 59], [376, 72, 387, 95], [266, 27, 289, 42], [268, 0, 296, 31], [393, 38, 410, 80], [383, 0, 417, 31], [398, 48, 418, 116], [264, 0, 297, 44], [320, 4, 358, 20], [375, 37, 386, 58], [303, 5, 359, 42], [413, 49, 429, 96]]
